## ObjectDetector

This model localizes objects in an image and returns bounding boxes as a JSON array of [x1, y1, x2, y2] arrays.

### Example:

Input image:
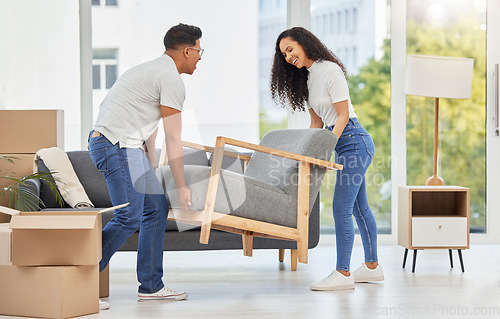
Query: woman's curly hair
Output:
[[270, 27, 347, 112]]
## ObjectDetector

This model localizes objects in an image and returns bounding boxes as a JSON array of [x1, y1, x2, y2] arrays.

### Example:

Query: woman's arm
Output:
[[330, 100, 349, 138], [309, 108, 324, 128]]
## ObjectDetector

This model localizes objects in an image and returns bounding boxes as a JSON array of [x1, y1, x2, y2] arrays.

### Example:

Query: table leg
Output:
[[412, 249, 418, 273], [457, 249, 465, 272], [402, 248, 409, 268]]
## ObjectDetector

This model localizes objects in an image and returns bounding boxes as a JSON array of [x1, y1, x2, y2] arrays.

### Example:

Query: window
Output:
[[323, 14, 328, 34], [353, 7, 358, 31], [345, 9, 350, 32], [406, 0, 486, 233], [258, 0, 288, 139], [330, 12, 335, 34], [337, 11, 342, 33], [92, 0, 117, 7], [312, 0, 392, 234], [92, 49, 118, 90]]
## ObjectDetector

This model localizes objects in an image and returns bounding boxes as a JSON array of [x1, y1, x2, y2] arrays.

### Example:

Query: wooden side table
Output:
[[398, 186, 470, 272]]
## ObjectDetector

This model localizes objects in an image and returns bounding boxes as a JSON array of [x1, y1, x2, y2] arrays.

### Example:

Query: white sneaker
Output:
[[137, 287, 188, 301], [310, 270, 355, 291], [352, 263, 385, 283], [99, 299, 110, 310]]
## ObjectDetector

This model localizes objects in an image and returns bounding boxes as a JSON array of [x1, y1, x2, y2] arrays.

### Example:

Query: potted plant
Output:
[[0, 155, 63, 211]]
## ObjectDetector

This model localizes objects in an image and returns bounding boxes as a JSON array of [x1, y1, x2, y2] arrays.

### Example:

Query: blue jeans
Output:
[[326, 118, 378, 271], [88, 131, 169, 293]]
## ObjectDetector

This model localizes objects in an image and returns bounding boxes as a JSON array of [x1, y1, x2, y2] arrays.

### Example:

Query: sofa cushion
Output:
[[67, 151, 113, 208], [157, 165, 296, 228]]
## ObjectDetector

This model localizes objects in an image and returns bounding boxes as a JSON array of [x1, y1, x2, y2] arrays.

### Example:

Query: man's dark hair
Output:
[[164, 23, 202, 51]]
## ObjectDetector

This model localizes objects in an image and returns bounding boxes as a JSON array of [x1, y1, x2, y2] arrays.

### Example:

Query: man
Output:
[[88, 23, 203, 308]]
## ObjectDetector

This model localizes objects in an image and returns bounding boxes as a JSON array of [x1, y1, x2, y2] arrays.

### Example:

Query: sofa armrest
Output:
[[17, 178, 42, 211]]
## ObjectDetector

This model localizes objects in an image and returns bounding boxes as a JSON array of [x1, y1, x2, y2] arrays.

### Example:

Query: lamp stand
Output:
[[426, 97, 445, 186]]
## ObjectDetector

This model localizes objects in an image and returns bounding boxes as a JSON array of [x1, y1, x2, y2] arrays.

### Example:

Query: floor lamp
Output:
[[405, 54, 474, 186]]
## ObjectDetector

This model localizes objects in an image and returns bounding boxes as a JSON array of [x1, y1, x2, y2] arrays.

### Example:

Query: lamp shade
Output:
[[405, 54, 474, 99]]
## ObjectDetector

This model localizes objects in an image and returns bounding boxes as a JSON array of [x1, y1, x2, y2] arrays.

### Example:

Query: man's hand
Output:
[[177, 186, 192, 211]]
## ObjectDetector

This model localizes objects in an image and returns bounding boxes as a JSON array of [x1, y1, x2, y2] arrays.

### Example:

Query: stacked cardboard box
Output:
[[0, 109, 64, 210], [0, 204, 124, 318]]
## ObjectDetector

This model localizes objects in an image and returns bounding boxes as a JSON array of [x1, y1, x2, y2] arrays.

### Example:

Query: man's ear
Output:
[[183, 47, 189, 58]]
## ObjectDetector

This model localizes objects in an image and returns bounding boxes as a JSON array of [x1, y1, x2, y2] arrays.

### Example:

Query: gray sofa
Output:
[[24, 147, 321, 254]]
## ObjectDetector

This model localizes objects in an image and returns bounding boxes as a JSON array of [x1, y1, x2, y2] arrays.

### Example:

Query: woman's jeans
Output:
[[88, 131, 169, 294], [326, 118, 378, 271]]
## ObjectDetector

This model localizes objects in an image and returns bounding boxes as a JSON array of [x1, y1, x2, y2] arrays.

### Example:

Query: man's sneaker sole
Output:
[[137, 292, 188, 301]]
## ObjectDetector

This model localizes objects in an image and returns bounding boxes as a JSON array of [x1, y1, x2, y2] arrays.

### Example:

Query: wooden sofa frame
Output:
[[159, 136, 342, 270]]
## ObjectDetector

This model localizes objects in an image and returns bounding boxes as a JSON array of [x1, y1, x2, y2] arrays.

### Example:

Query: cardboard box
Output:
[[10, 213, 102, 266], [0, 264, 98, 319], [0, 203, 128, 266], [0, 109, 64, 153], [0, 153, 36, 210], [0, 224, 11, 265], [0, 205, 20, 224], [100, 264, 110, 298]]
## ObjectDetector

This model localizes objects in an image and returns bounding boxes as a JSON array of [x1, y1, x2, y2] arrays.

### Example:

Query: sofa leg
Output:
[[279, 249, 285, 262], [291, 249, 298, 271], [242, 231, 253, 257]]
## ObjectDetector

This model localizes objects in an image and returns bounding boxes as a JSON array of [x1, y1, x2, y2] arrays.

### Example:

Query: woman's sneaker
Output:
[[352, 263, 385, 283], [137, 287, 188, 301], [310, 270, 355, 291]]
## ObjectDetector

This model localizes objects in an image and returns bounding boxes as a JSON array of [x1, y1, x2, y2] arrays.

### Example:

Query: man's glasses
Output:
[[187, 47, 204, 57]]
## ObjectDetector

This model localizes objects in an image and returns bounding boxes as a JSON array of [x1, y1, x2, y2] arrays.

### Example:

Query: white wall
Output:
[[0, 0, 259, 151], [92, 0, 260, 147], [0, 0, 81, 151]]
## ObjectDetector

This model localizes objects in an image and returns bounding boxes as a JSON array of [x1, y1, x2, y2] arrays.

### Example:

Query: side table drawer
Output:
[[412, 217, 467, 247]]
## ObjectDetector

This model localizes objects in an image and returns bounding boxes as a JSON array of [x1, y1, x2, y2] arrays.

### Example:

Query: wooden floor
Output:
[[19, 243, 500, 319]]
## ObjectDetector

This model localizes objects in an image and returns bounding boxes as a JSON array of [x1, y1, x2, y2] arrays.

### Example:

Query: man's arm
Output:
[[161, 105, 192, 210], [145, 127, 158, 169]]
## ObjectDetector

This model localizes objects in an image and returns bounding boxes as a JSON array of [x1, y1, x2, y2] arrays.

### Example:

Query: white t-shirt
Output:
[[94, 54, 185, 148], [306, 60, 357, 127]]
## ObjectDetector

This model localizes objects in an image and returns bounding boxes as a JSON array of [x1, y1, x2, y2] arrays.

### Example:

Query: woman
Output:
[[270, 27, 384, 291]]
